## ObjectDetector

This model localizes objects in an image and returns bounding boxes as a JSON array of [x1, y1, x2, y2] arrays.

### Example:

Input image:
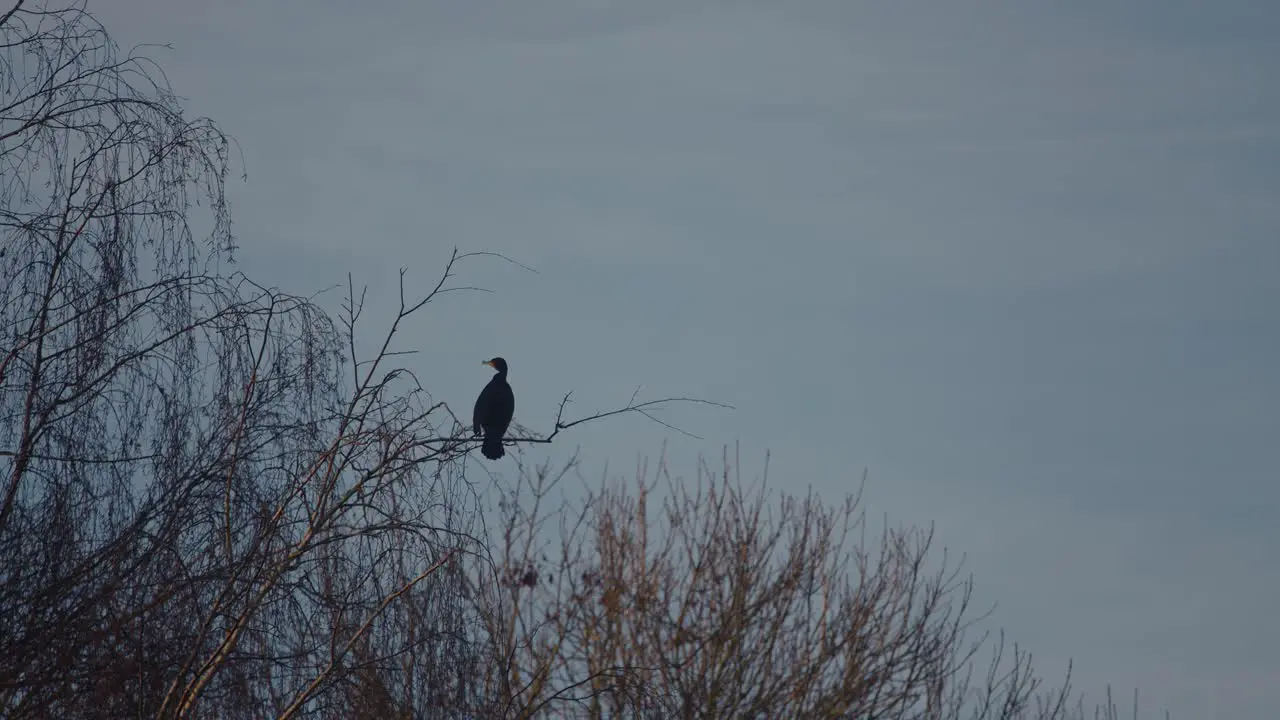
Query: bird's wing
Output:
[[473, 384, 490, 430]]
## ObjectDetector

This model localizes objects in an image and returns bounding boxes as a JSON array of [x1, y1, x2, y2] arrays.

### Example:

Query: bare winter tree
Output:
[[0, 4, 708, 718], [468, 452, 1168, 720]]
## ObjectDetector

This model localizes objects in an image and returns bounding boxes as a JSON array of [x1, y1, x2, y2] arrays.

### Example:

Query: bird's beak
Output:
[[481, 360, 494, 368]]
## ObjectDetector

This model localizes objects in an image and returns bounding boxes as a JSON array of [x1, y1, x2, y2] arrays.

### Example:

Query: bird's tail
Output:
[[482, 434, 505, 460]]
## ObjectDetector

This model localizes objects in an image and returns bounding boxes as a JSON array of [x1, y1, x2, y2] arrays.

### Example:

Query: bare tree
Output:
[[1, 4, 708, 718], [468, 451, 1168, 720]]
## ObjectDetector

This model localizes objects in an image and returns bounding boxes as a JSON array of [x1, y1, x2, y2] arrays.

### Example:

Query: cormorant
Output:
[[472, 357, 514, 460]]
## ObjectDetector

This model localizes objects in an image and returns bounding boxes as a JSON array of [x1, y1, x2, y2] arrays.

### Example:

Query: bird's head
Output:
[[482, 357, 508, 373]]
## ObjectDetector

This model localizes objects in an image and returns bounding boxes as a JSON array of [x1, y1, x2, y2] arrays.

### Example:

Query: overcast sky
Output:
[[96, 1, 1279, 716]]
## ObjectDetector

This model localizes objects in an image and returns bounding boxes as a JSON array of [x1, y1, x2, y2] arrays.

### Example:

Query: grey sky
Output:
[[98, 1, 1279, 717]]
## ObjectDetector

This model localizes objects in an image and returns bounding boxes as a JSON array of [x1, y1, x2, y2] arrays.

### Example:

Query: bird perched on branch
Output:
[[473, 357, 515, 460]]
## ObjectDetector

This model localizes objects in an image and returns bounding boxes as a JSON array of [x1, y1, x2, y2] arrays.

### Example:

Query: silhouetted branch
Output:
[[516, 390, 734, 445]]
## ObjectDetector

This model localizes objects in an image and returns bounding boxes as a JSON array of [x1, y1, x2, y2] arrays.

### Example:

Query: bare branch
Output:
[[519, 391, 734, 445]]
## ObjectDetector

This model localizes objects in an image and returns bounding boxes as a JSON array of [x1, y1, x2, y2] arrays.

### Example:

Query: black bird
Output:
[[472, 357, 515, 460]]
